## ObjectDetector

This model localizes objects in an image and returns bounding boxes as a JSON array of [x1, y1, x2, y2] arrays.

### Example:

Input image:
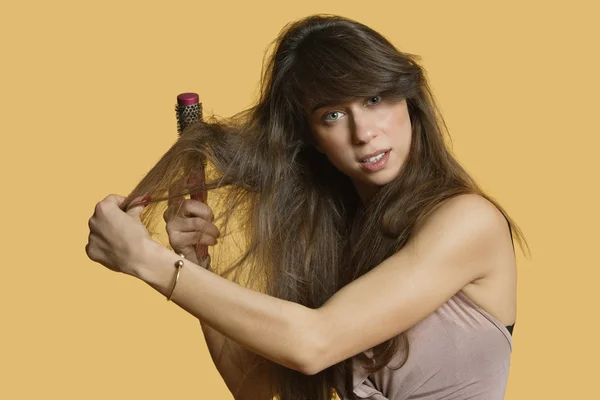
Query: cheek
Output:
[[322, 144, 348, 166], [314, 133, 343, 156], [317, 140, 355, 172], [395, 108, 412, 145], [404, 120, 413, 145], [396, 125, 412, 160]]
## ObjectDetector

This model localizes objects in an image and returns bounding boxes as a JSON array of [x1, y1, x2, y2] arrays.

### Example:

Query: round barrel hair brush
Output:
[[175, 92, 209, 264]]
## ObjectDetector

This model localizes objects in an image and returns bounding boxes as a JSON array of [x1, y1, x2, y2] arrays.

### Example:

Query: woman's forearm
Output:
[[132, 239, 320, 374]]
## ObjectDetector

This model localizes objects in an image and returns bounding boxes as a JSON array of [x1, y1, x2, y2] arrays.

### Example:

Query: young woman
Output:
[[85, 14, 528, 400]]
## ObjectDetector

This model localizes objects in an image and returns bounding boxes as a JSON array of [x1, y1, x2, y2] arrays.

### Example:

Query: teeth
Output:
[[363, 152, 386, 163]]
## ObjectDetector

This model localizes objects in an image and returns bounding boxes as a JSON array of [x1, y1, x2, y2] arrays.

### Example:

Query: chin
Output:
[[373, 162, 403, 185], [371, 173, 398, 186], [354, 170, 397, 189]]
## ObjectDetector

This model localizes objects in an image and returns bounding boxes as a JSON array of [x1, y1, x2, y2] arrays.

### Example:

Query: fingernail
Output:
[[141, 196, 151, 204]]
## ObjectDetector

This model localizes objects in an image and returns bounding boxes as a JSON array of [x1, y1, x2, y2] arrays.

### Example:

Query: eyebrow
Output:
[[311, 101, 338, 114]]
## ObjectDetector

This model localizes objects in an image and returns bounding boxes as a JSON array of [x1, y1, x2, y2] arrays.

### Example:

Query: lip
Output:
[[359, 148, 391, 162], [360, 150, 390, 172]]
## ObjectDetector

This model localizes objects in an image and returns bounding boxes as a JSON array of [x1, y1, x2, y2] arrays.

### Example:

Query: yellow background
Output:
[[1, 0, 598, 398]]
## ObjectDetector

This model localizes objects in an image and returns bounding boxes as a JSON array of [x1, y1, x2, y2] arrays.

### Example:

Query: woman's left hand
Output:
[[85, 194, 154, 276]]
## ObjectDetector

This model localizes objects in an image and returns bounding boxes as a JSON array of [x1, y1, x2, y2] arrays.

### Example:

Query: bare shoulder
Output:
[[420, 193, 516, 325], [435, 193, 506, 221], [437, 192, 514, 259], [411, 192, 515, 289], [414, 193, 512, 251]]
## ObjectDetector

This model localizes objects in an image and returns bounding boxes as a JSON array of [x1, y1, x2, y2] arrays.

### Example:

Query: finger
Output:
[[126, 195, 149, 218], [163, 207, 175, 223], [165, 177, 188, 222], [125, 195, 151, 211], [103, 194, 127, 208], [166, 219, 220, 245], [173, 231, 218, 247], [180, 200, 214, 222], [163, 196, 187, 224], [175, 217, 220, 237]]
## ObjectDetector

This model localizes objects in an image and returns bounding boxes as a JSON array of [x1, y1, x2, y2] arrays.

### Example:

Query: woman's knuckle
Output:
[[166, 225, 177, 238], [170, 230, 181, 242], [182, 200, 193, 213], [193, 218, 205, 230]]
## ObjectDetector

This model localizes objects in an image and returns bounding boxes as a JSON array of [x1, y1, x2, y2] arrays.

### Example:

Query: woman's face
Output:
[[306, 96, 412, 203]]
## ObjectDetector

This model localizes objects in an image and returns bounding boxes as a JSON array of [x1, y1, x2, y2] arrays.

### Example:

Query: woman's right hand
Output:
[[164, 178, 220, 269]]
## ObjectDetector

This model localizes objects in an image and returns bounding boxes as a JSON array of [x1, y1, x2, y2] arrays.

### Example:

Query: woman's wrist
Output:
[[130, 239, 181, 294]]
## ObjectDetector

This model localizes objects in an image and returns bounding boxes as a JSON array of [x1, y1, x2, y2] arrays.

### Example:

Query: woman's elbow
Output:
[[294, 347, 326, 376], [291, 312, 329, 376]]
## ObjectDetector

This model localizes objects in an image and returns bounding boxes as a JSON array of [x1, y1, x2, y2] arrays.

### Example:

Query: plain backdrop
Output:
[[1, 0, 598, 399]]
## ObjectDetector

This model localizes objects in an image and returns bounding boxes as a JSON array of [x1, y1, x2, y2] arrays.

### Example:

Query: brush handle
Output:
[[176, 93, 209, 263]]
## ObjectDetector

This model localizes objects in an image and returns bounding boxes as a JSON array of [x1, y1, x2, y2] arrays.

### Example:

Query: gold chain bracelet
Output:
[[167, 254, 185, 301]]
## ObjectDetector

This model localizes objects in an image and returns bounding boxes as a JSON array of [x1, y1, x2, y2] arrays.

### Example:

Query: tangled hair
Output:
[[122, 14, 529, 400]]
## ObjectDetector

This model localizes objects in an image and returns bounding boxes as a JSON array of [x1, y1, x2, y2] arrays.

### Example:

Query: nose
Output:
[[351, 111, 378, 145]]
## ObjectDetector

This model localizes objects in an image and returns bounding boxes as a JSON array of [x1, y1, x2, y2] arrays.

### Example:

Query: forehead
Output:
[[297, 75, 377, 115]]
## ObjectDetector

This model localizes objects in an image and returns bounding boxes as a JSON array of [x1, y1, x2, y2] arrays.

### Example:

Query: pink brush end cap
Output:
[[177, 93, 199, 106]]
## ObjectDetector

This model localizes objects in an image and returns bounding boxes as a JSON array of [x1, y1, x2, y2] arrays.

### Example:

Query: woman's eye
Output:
[[323, 111, 343, 122], [367, 95, 382, 105]]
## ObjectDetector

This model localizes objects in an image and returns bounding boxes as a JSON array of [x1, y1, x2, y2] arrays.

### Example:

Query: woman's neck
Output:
[[353, 180, 379, 205]]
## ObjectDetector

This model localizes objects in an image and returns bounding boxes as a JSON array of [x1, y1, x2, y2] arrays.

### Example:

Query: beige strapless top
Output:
[[348, 290, 513, 400]]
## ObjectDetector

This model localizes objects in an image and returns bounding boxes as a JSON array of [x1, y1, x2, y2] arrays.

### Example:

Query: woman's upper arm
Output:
[[233, 355, 274, 400], [202, 321, 274, 399], [305, 194, 510, 375]]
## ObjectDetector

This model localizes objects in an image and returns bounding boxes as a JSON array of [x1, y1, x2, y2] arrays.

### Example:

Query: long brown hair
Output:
[[122, 14, 529, 400]]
